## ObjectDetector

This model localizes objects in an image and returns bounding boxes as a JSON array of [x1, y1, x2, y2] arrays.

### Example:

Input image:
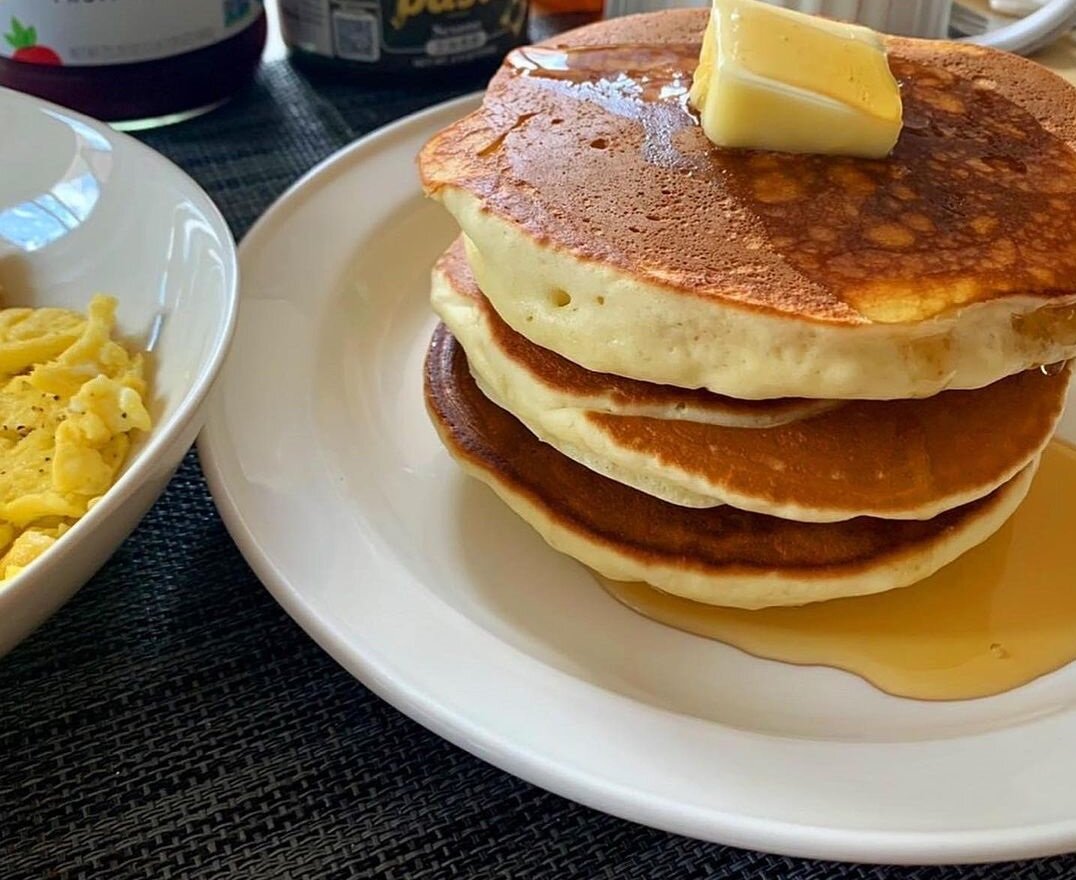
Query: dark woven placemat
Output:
[[2, 59, 1074, 880]]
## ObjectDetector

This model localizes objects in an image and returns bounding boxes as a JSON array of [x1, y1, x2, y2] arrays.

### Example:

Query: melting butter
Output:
[[689, 0, 902, 158], [599, 442, 1076, 701]]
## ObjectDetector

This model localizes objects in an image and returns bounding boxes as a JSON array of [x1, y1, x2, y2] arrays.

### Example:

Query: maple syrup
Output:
[[600, 442, 1076, 701]]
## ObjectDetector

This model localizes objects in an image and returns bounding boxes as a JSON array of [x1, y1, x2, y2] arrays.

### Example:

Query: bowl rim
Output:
[[0, 85, 240, 596]]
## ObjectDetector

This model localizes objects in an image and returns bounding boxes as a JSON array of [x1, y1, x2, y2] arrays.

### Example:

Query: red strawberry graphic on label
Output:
[[5, 17, 62, 65]]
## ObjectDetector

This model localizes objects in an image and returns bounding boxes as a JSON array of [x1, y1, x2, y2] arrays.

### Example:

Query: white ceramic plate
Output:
[[0, 87, 237, 654], [200, 95, 1076, 865]]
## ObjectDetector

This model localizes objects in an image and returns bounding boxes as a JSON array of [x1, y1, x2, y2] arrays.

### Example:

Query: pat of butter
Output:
[[689, 0, 902, 158]]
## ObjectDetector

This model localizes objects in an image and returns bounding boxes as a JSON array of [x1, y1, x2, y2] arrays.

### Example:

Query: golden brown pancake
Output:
[[420, 10, 1076, 400], [564, 363, 1068, 520], [424, 325, 1037, 608], [432, 239, 1070, 519], [433, 239, 836, 427], [425, 10, 1076, 322]]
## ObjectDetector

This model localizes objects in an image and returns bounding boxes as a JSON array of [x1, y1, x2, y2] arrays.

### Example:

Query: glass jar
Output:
[[0, 1, 267, 129]]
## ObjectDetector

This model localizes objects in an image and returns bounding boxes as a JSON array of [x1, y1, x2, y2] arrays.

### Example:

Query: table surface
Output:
[[4, 17, 1076, 880]]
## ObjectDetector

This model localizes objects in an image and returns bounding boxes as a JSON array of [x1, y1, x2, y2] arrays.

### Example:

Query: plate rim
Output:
[[199, 93, 1076, 865]]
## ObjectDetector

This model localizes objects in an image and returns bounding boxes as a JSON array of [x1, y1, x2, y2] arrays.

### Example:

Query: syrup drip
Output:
[[600, 441, 1076, 701]]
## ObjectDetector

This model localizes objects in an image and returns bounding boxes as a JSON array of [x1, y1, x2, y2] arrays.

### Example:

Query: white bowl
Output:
[[0, 87, 238, 655]]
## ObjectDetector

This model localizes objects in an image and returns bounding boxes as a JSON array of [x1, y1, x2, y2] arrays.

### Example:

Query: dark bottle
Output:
[[0, 1, 267, 129], [280, 0, 528, 78]]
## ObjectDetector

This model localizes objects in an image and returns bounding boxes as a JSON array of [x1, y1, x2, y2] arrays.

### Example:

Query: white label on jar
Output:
[[0, 0, 264, 66]]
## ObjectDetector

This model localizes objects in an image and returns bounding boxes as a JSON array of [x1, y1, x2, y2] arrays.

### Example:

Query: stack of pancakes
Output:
[[418, 9, 1076, 609]]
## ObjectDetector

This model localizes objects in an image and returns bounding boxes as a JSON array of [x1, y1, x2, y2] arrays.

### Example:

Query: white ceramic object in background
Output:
[[0, 87, 238, 655], [602, 0, 1076, 55], [200, 95, 1076, 864]]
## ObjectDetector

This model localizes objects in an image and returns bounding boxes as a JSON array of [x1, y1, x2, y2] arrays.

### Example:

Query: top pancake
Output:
[[420, 10, 1076, 399]]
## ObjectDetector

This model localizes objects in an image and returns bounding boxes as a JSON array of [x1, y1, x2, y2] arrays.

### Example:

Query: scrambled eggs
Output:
[[0, 295, 151, 582]]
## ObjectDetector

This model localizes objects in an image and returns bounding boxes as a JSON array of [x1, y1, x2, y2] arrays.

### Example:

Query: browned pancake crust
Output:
[[437, 238, 1067, 517], [586, 363, 1068, 516], [437, 239, 825, 420], [425, 325, 1014, 576], [420, 9, 1076, 324]]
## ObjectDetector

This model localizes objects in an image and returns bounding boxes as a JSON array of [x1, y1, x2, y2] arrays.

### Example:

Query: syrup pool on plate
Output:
[[600, 441, 1076, 701]]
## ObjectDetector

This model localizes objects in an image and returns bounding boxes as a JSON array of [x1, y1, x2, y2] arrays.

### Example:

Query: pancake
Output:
[[433, 246, 1070, 519], [433, 238, 836, 427], [424, 327, 1037, 608], [419, 9, 1076, 400], [538, 364, 1068, 521]]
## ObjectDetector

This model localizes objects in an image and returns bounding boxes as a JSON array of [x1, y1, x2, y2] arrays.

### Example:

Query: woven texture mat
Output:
[[2, 59, 1074, 880]]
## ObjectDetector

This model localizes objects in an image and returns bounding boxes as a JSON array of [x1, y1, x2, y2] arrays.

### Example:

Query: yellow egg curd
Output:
[[0, 295, 151, 581]]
